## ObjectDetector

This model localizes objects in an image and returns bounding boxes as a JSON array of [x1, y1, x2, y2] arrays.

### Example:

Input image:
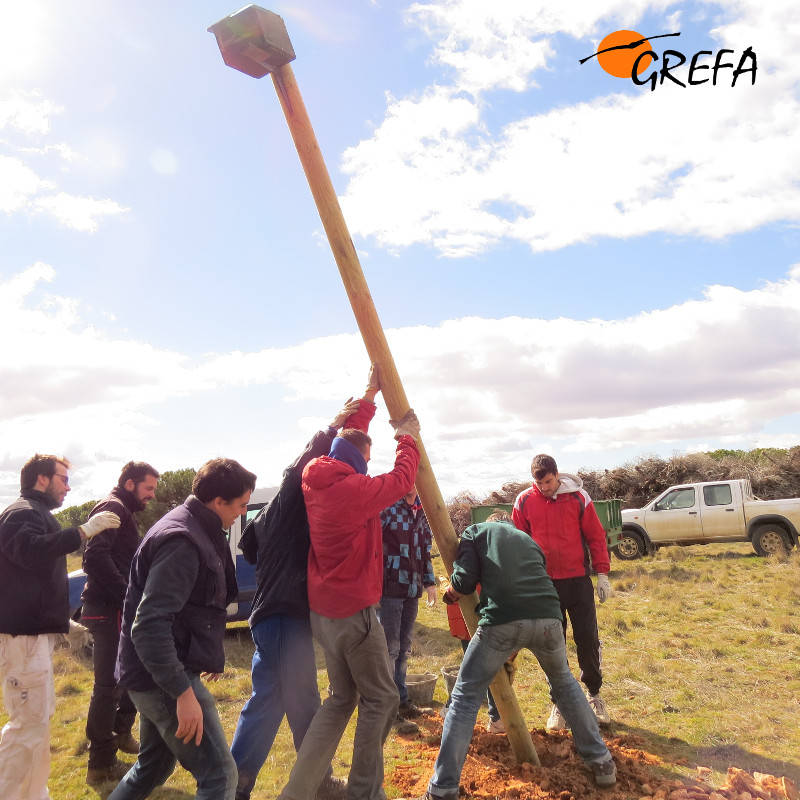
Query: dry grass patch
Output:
[[4, 543, 799, 798]]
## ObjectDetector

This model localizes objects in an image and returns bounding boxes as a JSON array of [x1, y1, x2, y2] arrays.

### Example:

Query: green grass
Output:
[[17, 543, 800, 797]]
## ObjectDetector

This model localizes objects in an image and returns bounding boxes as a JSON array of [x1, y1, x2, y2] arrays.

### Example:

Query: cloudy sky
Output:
[[2, 0, 799, 509]]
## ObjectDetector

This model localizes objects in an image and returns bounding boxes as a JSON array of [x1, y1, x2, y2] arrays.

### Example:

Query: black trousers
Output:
[[81, 602, 137, 768], [551, 575, 602, 697]]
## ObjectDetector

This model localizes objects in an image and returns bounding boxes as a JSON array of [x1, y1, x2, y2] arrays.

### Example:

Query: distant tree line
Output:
[[55, 448, 800, 543], [447, 446, 800, 536]]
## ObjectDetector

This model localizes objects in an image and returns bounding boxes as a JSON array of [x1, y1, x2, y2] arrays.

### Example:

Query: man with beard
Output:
[[81, 461, 160, 786], [0, 454, 120, 800]]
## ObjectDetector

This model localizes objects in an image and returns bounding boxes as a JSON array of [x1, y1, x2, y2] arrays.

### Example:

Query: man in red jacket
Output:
[[512, 454, 613, 730], [277, 367, 421, 800]]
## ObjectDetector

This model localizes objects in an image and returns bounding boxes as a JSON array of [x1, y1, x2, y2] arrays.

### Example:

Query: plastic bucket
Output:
[[441, 664, 460, 696], [406, 672, 437, 706]]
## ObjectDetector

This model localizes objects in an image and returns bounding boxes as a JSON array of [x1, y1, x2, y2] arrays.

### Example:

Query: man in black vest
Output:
[[109, 457, 256, 800], [82, 460, 160, 786]]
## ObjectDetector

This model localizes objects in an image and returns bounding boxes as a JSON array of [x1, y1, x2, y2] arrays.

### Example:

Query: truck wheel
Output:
[[614, 531, 646, 560], [752, 525, 791, 557]]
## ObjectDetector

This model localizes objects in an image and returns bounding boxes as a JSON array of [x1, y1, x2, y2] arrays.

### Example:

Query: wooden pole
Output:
[[268, 62, 539, 767]]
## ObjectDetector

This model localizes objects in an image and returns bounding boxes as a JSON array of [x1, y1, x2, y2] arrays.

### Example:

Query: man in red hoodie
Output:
[[277, 367, 421, 800], [512, 453, 613, 731]]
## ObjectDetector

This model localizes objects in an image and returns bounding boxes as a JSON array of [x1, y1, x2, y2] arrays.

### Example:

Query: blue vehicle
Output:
[[68, 500, 268, 623]]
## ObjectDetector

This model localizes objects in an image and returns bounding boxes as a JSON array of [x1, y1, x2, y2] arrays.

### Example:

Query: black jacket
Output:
[[0, 490, 82, 635], [116, 496, 237, 696], [82, 486, 142, 607], [241, 427, 336, 628]]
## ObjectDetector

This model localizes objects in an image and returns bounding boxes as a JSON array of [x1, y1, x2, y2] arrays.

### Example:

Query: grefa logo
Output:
[[580, 30, 757, 91]]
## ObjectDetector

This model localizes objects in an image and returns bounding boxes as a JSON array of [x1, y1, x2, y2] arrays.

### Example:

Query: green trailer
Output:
[[469, 500, 623, 551]]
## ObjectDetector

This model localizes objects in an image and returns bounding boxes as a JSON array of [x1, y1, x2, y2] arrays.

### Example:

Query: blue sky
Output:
[[1, 0, 798, 507]]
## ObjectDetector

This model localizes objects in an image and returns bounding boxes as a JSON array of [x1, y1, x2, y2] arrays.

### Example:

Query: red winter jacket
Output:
[[512, 473, 609, 580], [303, 400, 420, 619]]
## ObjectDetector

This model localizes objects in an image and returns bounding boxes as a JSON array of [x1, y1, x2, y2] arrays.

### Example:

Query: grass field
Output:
[[13, 542, 800, 799]]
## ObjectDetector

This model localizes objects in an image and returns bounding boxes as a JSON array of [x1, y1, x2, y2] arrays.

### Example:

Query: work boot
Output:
[[545, 703, 567, 731], [393, 714, 420, 735], [316, 775, 347, 800], [486, 718, 505, 733], [398, 700, 423, 718], [86, 759, 130, 786], [591, 758, 617, 787], [115, 731, 140, 754], [588, 692, 611, 725]]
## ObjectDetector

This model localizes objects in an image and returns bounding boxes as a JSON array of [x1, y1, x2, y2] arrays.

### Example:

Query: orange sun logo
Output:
[[596, 31, 653, 77]]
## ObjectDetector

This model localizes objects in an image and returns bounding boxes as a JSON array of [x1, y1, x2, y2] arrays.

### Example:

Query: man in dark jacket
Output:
[[81, 461, 160, 786], [108, 457, 256, 800], [277, 370, 421, 800], [0, 454, 120, 800], [229, 396, 360, 800]]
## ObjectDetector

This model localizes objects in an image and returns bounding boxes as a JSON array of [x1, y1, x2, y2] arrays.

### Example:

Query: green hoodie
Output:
[[451, 520, 563, 627]]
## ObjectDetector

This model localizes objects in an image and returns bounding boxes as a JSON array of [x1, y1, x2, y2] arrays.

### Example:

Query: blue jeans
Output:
[[278, 607, 398, 800], [231, 615, 332, 799], [108, 674, 236, 800], [429, 618, 611, 800], [378, 596, 419, 703], [444, 639, 499, 722]]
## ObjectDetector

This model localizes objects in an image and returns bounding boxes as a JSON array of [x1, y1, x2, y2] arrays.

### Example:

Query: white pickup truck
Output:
[[614, 479, 800, 559]]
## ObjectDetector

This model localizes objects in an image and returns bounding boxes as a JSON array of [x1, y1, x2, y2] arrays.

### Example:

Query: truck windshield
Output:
[[655, 488, 696, 510]]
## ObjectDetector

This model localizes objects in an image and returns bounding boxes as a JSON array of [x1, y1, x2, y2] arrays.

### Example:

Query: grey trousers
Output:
[[277, 606, 399, 800]]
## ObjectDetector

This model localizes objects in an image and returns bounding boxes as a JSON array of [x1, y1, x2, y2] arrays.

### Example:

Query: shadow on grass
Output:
[[91, 786, 193, 800], [609, 721, 800, 784]]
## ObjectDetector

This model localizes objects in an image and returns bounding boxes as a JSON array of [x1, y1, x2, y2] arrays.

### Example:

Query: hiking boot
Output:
[[545, 703, 567, 731], [398, 700, 424, 718], [393, 714, 420, 735], [316, 775, 347, 800], [86, 759, 130, 786], [591, 758, 617, 787], [486, 718, 505, 733], [115, 731, 140, 754], [588, 693, 611, 725]]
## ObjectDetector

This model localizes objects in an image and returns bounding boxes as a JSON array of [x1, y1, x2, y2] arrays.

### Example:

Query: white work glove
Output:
[[365, 363, 380, 396], [596, 573, 612, 603], [67, 619, 93, 652], [390, 409, 421, 440], [80, 511, 121, 540], [329, 397, 362, 430]]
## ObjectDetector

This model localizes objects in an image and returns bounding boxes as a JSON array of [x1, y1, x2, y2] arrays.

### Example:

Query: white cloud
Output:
[[0, 92, 59, 135], [0, 155, 52, 213], [340, 0, 800, 256], [34, 192, 129, 232], [2, 263, 799, 506], [1, 89, 126, 230]]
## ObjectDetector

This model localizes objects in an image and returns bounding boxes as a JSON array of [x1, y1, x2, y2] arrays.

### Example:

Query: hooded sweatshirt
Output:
[[302, 401, 420, 619], [512, 472, 609, 579]]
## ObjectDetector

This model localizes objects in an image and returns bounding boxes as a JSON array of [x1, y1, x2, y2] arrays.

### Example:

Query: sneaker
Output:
[[86, 759, 130, 786], [115, 731, 140, 754], [545, 704, 567, 731], [398, 700, 424, 718], [588, 693, 611, 725], [591, 758, 617, 787], [393, 715, 420, 735], [316, 775, 347, 800], [486, 718, 505, 733]]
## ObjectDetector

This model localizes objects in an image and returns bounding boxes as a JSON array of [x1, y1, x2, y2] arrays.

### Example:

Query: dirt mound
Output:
[[386, 715, 796, 800]]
